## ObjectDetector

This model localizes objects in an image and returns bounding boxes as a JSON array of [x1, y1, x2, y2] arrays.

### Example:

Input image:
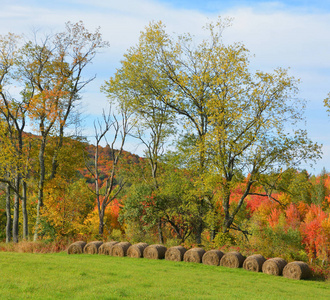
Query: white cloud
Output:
[[1, 0, 330, 172], [223, 8, 330, 70]]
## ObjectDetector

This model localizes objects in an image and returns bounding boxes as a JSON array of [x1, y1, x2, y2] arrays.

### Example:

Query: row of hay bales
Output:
[[67, 241, 311, 280]]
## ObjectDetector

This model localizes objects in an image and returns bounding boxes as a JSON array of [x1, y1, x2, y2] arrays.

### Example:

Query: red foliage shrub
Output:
[[268, 209, 281, 229], [300, 204, 329, 261], [285, 203, 301, 230]]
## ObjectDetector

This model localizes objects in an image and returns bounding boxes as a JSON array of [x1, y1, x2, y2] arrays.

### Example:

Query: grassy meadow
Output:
[[0, 252, 329, 299]]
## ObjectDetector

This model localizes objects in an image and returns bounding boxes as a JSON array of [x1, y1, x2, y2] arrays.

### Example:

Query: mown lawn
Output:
[[0, 252, 329, 299]]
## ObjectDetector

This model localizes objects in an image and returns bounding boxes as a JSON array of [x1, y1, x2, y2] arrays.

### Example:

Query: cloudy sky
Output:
[[1, 0, 330, 174]]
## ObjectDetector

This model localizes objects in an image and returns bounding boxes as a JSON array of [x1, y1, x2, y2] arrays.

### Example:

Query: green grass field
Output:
[[0, 252, 329, 299]]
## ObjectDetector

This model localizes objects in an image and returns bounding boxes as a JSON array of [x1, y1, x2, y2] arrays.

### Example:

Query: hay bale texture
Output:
[[202, 250, 224, 266], [262, 257, 287, 276], [220, 251, 246, 268], [83, 241, 103, 254], [111, 242, 132, 257], [67, 241, 86, 254], [243, 254, 266, 272], [283, 261, 311, 280], [127, 243, 149, 258], [183, 248, 206, 263], [143, 244, 167, 259], [165, 246, 187, 262], [98, 241, 119, 255]]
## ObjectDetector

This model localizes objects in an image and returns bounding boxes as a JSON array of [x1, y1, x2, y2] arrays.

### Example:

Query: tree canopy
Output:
[[103, 18, 321, 237]]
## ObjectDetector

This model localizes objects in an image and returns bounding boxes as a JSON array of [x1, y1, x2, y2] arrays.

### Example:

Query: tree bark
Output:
[[158, 218, 164, 244], [22, 180, 28, 240], [5, 184, 12, 243], [34, 134, 46, 241], [196, 222, 203, 245], [210, 229, 216, 241], [98, 209, 104, 235], [50, 125, 64, 180], [12, 176, 20, 243]]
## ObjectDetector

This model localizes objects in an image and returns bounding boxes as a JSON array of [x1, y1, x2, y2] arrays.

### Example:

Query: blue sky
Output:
[[1, 0, 330, 174], [159, 0, 330, 13]]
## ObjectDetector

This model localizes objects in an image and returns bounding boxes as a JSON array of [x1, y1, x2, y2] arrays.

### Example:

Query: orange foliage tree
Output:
[[13, 21, 109, 241]]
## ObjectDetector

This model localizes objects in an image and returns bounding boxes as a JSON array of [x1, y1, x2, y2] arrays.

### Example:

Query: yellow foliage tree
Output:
[[41, 176, 94, 238], [104, 17, 321, 239]]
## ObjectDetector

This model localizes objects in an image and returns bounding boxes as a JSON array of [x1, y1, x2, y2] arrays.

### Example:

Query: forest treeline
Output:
[[0, 19, 329, 276]]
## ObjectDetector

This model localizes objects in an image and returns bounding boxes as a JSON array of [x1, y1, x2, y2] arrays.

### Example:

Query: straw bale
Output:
[[143, 244, 167, 259], [202, 250, 224, 266], [67, 241, 86, 254], [98, 241, 119, 255], [111, 242, 132, 257], [165, 246, 187, 262], [84, 241, 103, 254], [262, 257, 287, 276], [183, 248, 206, 263], [243, 254, 266, 272], [283, 261, 311, 280], [127, 243, 149, 258], [220, 251, 246, 268]]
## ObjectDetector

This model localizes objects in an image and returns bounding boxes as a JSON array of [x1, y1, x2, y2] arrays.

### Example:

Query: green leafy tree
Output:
[[104, 18, 321, 239], [103, 67, 175, 242], [120, 161, 198, 244]]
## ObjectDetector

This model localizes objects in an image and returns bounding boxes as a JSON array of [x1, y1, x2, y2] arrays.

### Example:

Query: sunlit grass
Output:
[[0, 252, 329, 299]]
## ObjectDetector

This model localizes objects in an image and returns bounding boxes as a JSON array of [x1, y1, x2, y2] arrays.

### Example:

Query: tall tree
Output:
[[0, 22, 109, 242], [15, 21, 109, 240], [104, 18, 321, 239], [0, 33, 31, 242], [103, 72, 174, 243]]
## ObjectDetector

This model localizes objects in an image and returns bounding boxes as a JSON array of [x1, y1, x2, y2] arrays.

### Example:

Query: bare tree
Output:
[[86, 106, 132, 235]]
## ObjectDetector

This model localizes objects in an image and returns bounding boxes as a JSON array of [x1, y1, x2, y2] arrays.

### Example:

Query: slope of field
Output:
[[0, 252, 329, 299]]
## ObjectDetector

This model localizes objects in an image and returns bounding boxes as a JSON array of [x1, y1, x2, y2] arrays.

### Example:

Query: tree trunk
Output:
[[210, 229, 216, 241], [158, 218, 164, 244], [5, 184, 12, 243], [22, 180, 28, 240], [50, 127, 64, 180], [33, 204, 41, 241], [98, 209, 104, 235], [38, 136, 46, 208], [195, 136, 206, 246], [196, 222, 203, 245], [223, 217, 232, 234], [34, 135, 46, 241], [12, 176, 20, 243]]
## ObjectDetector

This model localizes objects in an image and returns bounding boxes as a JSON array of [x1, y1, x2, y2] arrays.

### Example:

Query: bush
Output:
[[248, 224, 304, 261], [213, 232, 235, 248]]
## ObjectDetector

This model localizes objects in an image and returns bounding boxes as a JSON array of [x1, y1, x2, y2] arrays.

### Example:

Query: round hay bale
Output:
[[220, 251, 246, 268], [283, 261, 311, 280], [67, 241, 86, 254], [243, 254, 266, 272], [202, 250, 225, 266], [183, 248, 206, 264], [98, 241, 119, 255], [143, 244, 167, 259], [262, 257, 287, 276], [165, 246, 187, 262], [111, 242, 132, 257], [127, 243, 149, 258], [83, 241, 103, 254]]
